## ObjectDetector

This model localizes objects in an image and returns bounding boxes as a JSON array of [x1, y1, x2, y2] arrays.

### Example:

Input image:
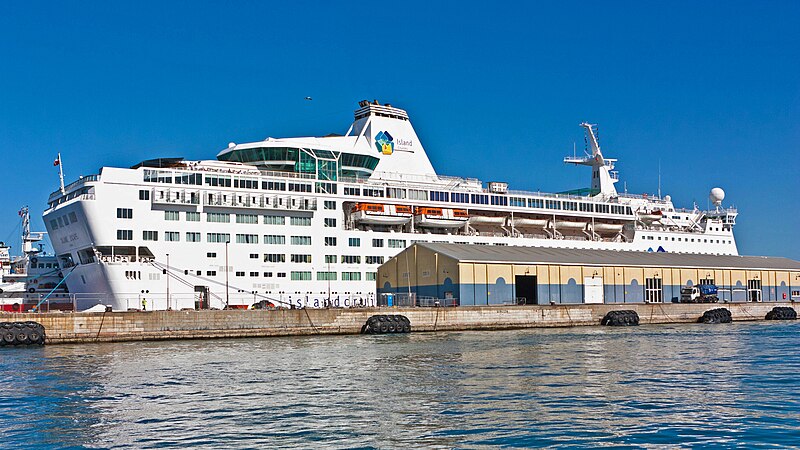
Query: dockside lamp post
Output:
[[166, 253, 170, 310], [225, 241, 230, 309]]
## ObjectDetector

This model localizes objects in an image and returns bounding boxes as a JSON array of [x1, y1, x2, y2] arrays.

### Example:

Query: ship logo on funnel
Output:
[[375, 131, 394, 155]]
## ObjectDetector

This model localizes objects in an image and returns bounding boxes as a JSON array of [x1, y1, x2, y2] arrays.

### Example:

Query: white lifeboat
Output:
[[469, 216, 507, 226], [510, 217, 548, 228], [351, 203, 412, 225], [589, 222, 624, 234], [552, 220, 587, 230], [638, 209, 663, 224], [414, 207, 469, 228]]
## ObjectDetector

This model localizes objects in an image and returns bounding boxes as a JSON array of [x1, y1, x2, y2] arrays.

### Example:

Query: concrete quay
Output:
[[2, 302, 795, 345]]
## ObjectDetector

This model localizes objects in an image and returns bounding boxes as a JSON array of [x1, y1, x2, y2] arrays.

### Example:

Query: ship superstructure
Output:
[[1, 207, 70, 311], [43, 100, 738, 311]]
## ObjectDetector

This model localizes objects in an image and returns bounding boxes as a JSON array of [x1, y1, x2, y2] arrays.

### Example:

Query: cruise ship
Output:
[[43, 100, 738, 311]]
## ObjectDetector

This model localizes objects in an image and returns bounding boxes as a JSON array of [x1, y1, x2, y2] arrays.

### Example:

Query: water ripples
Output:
[[2, 321, 800, 448]]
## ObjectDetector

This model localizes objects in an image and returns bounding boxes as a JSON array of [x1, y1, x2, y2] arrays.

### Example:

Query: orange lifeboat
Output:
[[414, 207, 469, 228], [351, 203, 412, 225]]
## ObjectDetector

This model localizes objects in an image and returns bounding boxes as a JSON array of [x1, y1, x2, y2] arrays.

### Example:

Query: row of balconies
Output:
[[151, 189, 317, 211]]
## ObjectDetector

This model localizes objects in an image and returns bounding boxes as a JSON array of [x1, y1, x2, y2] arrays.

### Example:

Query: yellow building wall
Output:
[[746, 270, 761, 282], [459, 263, 474, 284], [378, 257, 397, 289], [680, 269, 698, 285], [537, 265, 550, 285], [792, 272, 800, 287], [560, 266, 583, 285], [713, 269, 725, 285], [395, 249, 416, 289], [730, 270, 746, 286], [603, 266, 616, 284], [487, 264, 513, 284], [439, 256, 459, 285], [624, 267, 643, 285], [415, 246, 436, 286], [548, 265, 560, 287], [660, 268, 671, 286], [643, 267, 663, 279], [513, 265, 538, 277], [583, 266, 602, 280]]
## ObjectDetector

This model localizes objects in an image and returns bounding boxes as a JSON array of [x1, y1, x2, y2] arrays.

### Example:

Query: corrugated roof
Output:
[[414, 243, 800, 271]]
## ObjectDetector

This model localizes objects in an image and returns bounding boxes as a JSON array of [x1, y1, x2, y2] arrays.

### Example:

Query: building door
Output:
[[515, 275, 538, 305], [584, 277, 604, 304], [645, 277, 663, 303], [747, 279, 762, 302], [194, 285, 210, 309]]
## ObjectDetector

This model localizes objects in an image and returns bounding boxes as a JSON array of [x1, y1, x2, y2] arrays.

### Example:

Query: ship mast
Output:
[[563, 123, 619, 198], [55, 153, 65, 194]]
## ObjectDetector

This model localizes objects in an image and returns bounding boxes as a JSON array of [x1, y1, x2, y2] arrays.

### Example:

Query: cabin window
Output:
[[264, 235, 286, 245], [290, 254, 312, 263]]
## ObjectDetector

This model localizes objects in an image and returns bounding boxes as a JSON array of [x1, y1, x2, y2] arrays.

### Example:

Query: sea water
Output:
[[2, 321, 800, 448]]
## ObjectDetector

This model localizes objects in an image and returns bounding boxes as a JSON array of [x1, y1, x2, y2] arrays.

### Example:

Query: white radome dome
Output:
[[228, 142, 236, 148], [709, 187, 725, 206], [664, 194, 671, 202]]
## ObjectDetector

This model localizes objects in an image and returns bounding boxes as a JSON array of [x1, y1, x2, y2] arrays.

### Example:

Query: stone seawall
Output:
[[3, 302, 795, 344]]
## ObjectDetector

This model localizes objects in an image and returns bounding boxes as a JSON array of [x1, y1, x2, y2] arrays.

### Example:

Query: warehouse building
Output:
[[376, 243, 800, 305]]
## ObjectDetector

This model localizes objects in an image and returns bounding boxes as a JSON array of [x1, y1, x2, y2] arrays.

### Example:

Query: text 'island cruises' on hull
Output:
[[43, 100, 738, 311]]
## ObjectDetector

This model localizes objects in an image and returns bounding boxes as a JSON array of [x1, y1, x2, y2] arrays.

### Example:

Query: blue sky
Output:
[[1, 1, 798, 258]]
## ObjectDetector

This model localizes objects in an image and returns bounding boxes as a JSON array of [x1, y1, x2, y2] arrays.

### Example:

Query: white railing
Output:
[[203, 194, 317, 211]]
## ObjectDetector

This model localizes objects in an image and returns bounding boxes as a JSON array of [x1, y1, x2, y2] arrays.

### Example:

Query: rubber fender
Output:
[[2, 329, 15, 345], [28, 327, 43, 345], [699, 308, 732, 324], [765, 306, 797, 321], [15, 327, 31, 345], [601, 310, 639, 326], [362, 315, 412, 334], [0, 322, 46, 346]]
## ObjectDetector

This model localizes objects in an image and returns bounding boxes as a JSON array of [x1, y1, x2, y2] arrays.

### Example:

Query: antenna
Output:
[[56, 153, 65, 194], [658, 159, 661, 199]]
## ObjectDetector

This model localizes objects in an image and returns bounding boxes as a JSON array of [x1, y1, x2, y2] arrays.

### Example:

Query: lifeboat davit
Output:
[[414, 207, 469, 228], [351, 203, 412, 225]]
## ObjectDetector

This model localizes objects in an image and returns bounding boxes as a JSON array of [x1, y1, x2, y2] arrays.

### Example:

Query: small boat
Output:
[[351, 203, 412, 225], [638, 209, 663, 224], [414, 207, 469, 228]]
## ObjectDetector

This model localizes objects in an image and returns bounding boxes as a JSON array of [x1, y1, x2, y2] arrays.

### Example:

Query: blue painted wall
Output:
[[490, 277, 513, 305]]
